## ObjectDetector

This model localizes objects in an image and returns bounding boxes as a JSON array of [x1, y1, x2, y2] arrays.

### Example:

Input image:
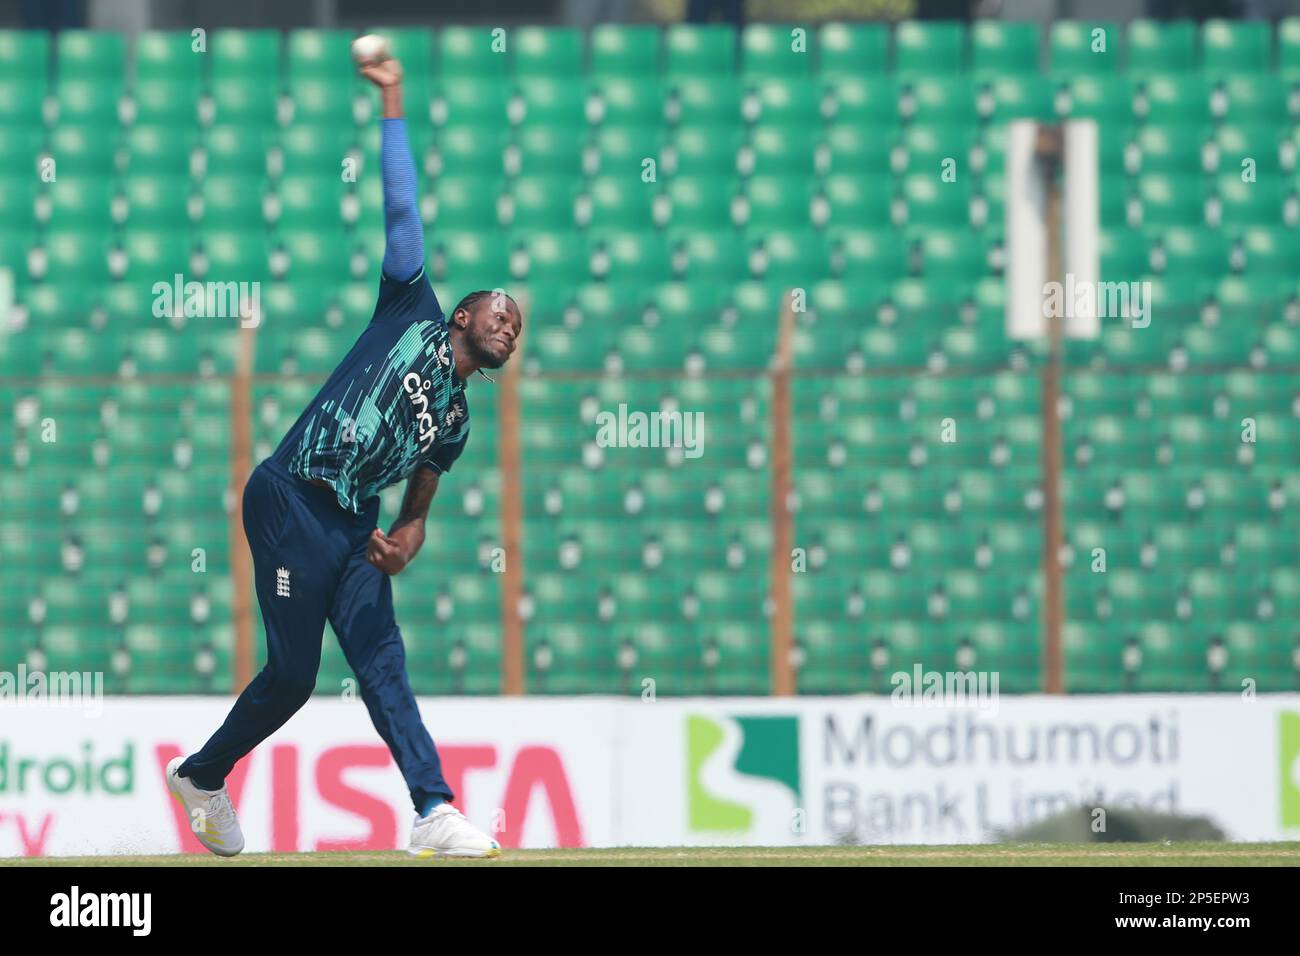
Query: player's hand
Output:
[[359, 57, 403, 89], [366, 527, 410, 574]]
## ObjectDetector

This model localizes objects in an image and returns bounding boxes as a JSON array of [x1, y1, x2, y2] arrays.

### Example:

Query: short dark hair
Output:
[[451, 290, 515, 318]]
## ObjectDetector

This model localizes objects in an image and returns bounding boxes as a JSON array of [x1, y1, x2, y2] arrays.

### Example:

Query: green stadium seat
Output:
[[47, 123, 120, 177], [1280, 18, 1300, 77], [514, 231, 587, 286], [44, 174, 118, 230], [676, 231, 748, 282], [900, 173, 971, 228], [589, 24, 660, 77], [1213, 75, 1288, 124], [667, 124, 743, 177], [590, 231, 671, 283], [747, 77, 821, 129], [821, 122, 890, 177], [1063, 75, 1133, 122], [1238, 226, 1300, 275], [1050, 21, 1120, 75], [1155, 227, 1229, 276], [584, 174, 657, 230], [830, 75, 899, 125], [54, 77, 124, 125], [122, 227, 194, 280], [895, 20, 964, 75], [132, 78, 201, 126], [1133, 124, 1207, 175], [831, 229, 908, 280], [742, 24, 811, 77], [517, 77, 586, 127], [504, 174, 572, 230], [41, 228, 114, 283], [821, 173, 891, 229], [1139, 74, 1210, 125], [1201, 19, 1271, 75], [287, 75, 355, 125], [279, 228, 353, 281], [984, 75, 1056, 122], [200, 228, 271, 281], [1126, 20, 1195, 77], [670, 76, 742, 126], [906, 76, 977, 124], [817, 22, 888, 76], [209, 77, 279, 126], [275, 173, 348, 230], [438, 26, 506, 76], [120, 174, 189, 228], [199, 173, 267, 228], [0, 30, 49, 82], [665, 24, 735, 77], [514, 26, 583, 77], [0, 76, 45, 126], [433, 77, 512, 128], [56, 30, 125, 79], [591, 77, 666, 126], [970, 20, 1040, 76], [512, 124, 583, 177], [204, 123, 273, 178], [211, 30, 281, 83], [286, 29, 353, 78], [744, 176, 812, 230], [1212, 173, 1284, 228], [921, 231, 989, 281], [434, 174, 506, 230], [135, 30, 203, 85]]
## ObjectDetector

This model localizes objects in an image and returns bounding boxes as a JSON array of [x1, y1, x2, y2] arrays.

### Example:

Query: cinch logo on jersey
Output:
[[1280, 711, 1300, 828], [686, 715, 801, 837], [50, 886, 151, 936], [403, 372, 438, 453]]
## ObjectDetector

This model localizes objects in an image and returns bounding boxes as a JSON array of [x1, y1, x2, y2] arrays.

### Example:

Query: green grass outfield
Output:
[[6, 843, 1300, 867]]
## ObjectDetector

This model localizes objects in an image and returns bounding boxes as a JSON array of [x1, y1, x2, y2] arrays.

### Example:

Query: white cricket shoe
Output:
[[166, 756, 245, 858], [407, 804, 501, 859]]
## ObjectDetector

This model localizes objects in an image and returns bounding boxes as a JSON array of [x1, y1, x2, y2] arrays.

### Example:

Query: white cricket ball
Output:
[[351, 34, 390, 67]]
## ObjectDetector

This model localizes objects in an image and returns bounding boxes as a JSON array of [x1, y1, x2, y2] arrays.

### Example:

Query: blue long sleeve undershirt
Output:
[[381, 118, 424, 283]]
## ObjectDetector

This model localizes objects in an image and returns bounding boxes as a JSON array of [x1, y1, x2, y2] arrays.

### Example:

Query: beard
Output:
[[470, 326, 510, 369]]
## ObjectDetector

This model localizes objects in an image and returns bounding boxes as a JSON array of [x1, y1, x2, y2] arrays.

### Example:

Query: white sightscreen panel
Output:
[[1064, 119, 1101, 339], [1004, 120, 1046, 340]]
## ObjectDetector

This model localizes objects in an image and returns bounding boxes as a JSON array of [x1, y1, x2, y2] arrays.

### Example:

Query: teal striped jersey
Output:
[[271, 269, 470, 514]]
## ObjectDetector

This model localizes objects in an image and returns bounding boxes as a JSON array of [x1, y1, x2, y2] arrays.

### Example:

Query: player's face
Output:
[[464, 295, 522, 369]]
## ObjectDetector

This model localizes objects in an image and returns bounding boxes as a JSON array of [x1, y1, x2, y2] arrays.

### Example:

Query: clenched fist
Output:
[[367, 527, 411, 574]]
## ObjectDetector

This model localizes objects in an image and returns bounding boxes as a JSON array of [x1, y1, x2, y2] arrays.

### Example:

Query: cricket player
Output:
[[166, 53, 521, 859]]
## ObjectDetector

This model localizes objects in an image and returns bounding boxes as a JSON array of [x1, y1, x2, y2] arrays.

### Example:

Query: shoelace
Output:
[[205, 791, 237, 830]]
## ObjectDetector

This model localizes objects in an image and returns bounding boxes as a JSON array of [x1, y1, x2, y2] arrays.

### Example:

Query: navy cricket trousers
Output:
[[178, 458, 453, 811]]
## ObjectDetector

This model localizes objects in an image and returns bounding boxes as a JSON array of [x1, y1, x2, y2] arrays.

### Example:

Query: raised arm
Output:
[[360, 56, 424, 283]]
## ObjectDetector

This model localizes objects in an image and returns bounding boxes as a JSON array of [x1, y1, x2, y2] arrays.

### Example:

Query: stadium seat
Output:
[[895, 20, 965, 75], [1050, 21, 1120, 75], [1126, 19, 1196, 74], [1201, 19, 1272, 75], [589, 24, 660, 77], [970, 20, 1040, 76]]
